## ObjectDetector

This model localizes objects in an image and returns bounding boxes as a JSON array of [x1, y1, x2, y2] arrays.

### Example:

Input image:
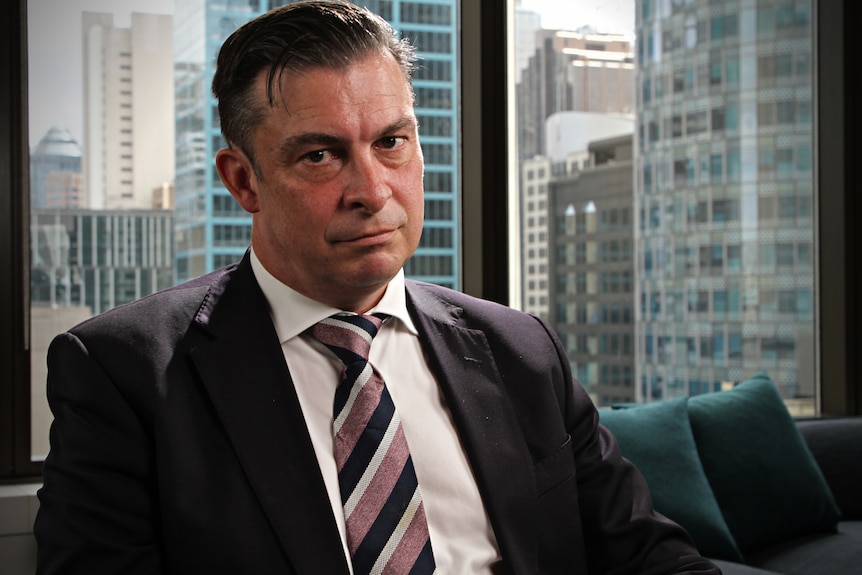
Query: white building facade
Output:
[[82, 12, 174, 210]]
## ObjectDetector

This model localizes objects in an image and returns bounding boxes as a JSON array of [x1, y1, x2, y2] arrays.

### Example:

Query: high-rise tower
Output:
[[82, 12, 174, 210], [633, 0, 815, 410], [30, 126, 83, 209], [517, 30, 635, 322]]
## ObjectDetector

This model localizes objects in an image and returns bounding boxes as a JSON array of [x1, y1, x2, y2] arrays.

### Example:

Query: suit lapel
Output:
[[184, 265, 539, 573], [406, 281, 538, 575], [189, 256, 349, 574]]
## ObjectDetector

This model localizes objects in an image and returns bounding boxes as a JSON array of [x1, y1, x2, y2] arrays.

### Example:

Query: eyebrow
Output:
[[276, 114, 418, 158]]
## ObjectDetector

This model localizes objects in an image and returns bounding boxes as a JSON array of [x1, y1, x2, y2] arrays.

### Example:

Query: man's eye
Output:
[[379, 136, 403, 149], [303, 150, 328, 163]]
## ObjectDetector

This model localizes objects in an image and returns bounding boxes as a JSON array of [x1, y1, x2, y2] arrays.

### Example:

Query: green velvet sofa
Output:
[[598, 372, 862, 574]]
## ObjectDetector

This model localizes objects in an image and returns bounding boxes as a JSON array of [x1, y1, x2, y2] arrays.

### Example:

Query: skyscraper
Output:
[[517, 29, 635, 162], [30, 208, 174, 315], [521, 112, 634, 323], [517, 30, 635, 322], [513, 2, 541, 83], [30, 126, 83, 209], [548, 135, 636, 406], [633, 0, 815, 411], [172, 0, 460, 289], [82, 12, 174, 210], [29, 206, 174, 457]]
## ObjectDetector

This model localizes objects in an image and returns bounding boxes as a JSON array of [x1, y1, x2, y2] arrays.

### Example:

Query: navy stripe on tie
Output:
[[333, 360, 371, 418], [350, 458, 421, 573], [307, 312, 435, 574], [409, 539, 436, 575], [337, 386, 397, 502]]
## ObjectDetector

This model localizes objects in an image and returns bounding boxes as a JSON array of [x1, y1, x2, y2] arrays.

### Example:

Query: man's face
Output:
[[217, 52, 424, 312]]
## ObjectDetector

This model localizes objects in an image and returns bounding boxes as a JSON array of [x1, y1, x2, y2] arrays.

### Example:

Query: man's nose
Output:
[[343, 154, 392, 212]]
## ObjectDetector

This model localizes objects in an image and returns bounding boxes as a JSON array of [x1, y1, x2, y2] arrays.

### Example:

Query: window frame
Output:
[[1, 0, 860, 481], [2, 0, 41, 480], [816, 0, 860, 416], [460, 0, 514, 304]]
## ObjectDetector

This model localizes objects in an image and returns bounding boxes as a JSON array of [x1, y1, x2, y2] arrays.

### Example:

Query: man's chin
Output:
[[344, 254, 405, 286]]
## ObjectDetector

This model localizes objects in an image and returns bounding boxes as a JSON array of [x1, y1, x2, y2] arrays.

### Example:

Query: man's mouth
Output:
[[339, 228, 398, 246]]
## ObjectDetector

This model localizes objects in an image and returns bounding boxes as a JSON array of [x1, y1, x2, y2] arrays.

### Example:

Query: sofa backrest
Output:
[[797, 417, 862, 520]]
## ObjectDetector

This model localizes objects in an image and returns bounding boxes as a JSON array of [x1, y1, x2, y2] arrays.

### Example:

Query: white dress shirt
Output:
[[250, 250, 501, 573]]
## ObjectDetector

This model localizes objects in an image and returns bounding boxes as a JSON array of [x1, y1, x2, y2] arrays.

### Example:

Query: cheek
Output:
[[405, 182, 425, 243], [270, 180, 335, 223], [257, 189, 320, 249], [396, 161, 425, 211]]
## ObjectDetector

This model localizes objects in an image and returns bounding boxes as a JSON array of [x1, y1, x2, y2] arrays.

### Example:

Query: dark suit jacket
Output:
[[35, 253, 718, 575]]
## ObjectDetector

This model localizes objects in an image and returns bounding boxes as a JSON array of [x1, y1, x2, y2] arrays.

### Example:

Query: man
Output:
[[35, 2, 719, 574]]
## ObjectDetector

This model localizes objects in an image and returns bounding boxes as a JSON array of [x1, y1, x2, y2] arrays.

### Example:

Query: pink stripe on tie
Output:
[[334, 373, 385, 471], [306, 313, 435, 574], [312, 321, 371, 355], [344, 425, 411, 551]]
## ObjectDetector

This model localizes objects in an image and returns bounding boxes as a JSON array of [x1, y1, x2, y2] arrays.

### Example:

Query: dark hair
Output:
[[212, 1, 417, 164]]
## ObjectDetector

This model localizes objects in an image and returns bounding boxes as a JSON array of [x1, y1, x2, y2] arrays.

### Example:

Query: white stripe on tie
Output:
[[369, 486, 424, 575], [344, 411, 401, 519]]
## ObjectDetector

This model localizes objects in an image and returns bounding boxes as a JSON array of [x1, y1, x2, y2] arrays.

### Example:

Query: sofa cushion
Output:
[[687, 372, 841, 554], [599, 398, 744, 562]]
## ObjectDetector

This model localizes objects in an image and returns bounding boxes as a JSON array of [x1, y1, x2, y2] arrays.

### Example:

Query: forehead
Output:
[[250, 53, 415, 144]]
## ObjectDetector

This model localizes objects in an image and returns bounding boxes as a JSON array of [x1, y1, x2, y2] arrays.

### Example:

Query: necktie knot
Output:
[[308, 312, 389, 365]]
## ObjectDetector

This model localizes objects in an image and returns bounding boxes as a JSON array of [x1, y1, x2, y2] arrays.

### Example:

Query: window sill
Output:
[[0, 483, 39, 575]]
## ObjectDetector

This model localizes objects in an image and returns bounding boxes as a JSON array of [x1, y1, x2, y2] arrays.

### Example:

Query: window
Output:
[[5, 0, 465, 480], [1, 0, 860, 483], [509, 0, 860, 413]]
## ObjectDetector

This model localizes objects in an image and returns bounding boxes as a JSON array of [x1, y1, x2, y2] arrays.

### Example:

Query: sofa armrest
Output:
[[796, 417, 862, 520]]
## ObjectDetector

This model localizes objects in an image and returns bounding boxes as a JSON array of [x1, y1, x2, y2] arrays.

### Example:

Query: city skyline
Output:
[[28, 0, 174, 146], [28, 0, 633, 147]]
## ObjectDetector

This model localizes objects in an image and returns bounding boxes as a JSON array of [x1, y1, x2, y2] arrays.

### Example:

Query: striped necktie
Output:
[[309, 313, 436, 575]]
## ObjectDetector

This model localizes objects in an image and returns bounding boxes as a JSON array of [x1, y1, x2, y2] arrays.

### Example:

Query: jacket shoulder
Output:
[[68, 263, 237, 341], [405, 279, 547, 329]]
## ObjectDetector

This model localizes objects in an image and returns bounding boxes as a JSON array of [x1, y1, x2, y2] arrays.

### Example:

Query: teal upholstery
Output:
[[598, 372, 843, 562], [687, 373, 841, 553], [599, 398, 744, 561]]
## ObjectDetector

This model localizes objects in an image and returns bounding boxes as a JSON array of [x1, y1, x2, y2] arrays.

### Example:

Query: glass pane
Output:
[[27, 0, 462, 460], [28, 0, 176, 461], [512, 0, 816, 414]]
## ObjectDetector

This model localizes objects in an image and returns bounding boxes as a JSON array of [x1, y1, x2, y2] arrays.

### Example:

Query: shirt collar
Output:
[[250, 248, 418, 343]]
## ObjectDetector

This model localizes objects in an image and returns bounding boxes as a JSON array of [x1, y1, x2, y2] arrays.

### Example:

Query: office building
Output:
[[633, 0, 815, 408], [30, 126, 84, 209], [516, 29, 634, 322], [29, 207, 174, 457], [521, 111, 634, 321], [30, 208, 174, 315], [513, 1, 541, 83], [173, 0, 460, 289], [548, 135, 636, 405], [517, 29, 635, 161], [82, 11, 174, 210]]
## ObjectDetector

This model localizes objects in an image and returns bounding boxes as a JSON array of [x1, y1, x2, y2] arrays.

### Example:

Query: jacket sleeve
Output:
[[535, 313, 720, 575], [34, 331, 163, 575]]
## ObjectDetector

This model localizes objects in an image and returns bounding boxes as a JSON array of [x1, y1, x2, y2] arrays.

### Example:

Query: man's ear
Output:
[[215, 147, 260, 214]]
